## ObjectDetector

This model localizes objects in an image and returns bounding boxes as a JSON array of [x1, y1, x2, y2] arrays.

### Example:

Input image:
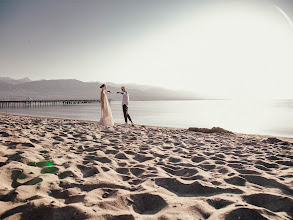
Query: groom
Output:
[[117, 86, 133, 125]]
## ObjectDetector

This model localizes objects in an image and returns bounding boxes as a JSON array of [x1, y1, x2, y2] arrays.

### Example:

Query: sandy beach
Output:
[[0, 113, 292, 220]]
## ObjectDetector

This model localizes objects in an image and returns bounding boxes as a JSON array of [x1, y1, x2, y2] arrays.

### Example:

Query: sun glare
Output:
[[106, 2, 293, 99], [189, 3, 293, 99]]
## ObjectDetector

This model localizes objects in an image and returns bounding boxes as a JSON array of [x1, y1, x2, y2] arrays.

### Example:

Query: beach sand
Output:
[[0, 113, 292, 219]]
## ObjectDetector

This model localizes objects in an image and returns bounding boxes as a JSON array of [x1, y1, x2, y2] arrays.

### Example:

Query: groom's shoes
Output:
[[124, 122, 134, 126]]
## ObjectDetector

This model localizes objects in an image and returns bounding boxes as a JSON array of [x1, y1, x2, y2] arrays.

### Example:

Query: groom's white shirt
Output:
[[122, 91, 129, 106]]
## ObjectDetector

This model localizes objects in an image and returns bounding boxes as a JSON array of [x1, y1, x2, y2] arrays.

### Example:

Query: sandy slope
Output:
[[0, 113, 292, 220]]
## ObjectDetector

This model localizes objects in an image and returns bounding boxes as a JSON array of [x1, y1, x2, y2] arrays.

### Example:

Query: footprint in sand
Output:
[[77, 164, 99, 178], [133, 153, 153, 162], [242, 175, 293, 195], [114, 152, 129, 159], [224, 208, 269, 220], [0, 189, 18, 202], [0, 204, 88, 220], [191, 155, 206, 163], [11, 169, 43, 188], [49, 189, 86, 204], [130, 167, 145, 177], [160, 165, 198, 177], [255, 160, 279, 169], [130, 193, 167, 214], [207, 198, 234, 209], [155, 178, 243, 197], [58, 170, 76, 179], [243, 193, 293, 218], [224, 176, 246, 186]]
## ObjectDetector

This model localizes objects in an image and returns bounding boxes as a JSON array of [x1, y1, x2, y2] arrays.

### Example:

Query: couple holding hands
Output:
[[99, 84, 133, 126]]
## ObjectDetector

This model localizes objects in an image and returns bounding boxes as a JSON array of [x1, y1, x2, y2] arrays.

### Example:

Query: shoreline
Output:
[[0, 113, 292, 219], [1, 112, 293, 141]]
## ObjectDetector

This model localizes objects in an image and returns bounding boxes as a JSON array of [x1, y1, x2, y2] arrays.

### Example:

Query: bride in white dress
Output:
[[99, 84, 114, 126]]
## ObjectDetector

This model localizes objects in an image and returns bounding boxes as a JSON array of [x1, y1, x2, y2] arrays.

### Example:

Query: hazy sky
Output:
[[1, 0, 293, 98]]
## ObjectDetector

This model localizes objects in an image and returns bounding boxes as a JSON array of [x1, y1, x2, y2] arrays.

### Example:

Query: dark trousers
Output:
[[123, 104, 132, 123]]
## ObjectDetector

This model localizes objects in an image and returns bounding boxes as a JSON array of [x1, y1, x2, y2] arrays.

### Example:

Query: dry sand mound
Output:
[[0, 113, 292, 219]]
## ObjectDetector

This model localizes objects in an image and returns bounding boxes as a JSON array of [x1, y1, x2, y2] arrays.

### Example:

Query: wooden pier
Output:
[[0, 99, 101, 108]]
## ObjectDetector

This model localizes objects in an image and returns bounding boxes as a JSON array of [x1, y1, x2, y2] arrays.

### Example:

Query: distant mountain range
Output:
[[0, 77, 201, 101], [0, 77, 31, 85]]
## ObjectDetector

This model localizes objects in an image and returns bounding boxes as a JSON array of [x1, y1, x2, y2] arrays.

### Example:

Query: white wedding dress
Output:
[[99, 91, 114, 126]]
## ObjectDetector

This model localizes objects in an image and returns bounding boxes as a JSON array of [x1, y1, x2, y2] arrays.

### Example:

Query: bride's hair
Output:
[[100, 84, 105, 88]]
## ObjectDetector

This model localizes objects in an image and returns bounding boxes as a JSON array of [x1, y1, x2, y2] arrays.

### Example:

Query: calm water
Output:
[[1, 100, 293, 137]]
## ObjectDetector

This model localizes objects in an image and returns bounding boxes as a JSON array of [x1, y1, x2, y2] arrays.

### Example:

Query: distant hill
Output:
[[0, 77, 31, 85], [0, 78, 201, 101]]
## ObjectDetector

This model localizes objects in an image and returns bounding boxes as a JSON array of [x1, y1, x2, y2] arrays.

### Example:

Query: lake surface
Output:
[[1, 100, 293, 137]]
